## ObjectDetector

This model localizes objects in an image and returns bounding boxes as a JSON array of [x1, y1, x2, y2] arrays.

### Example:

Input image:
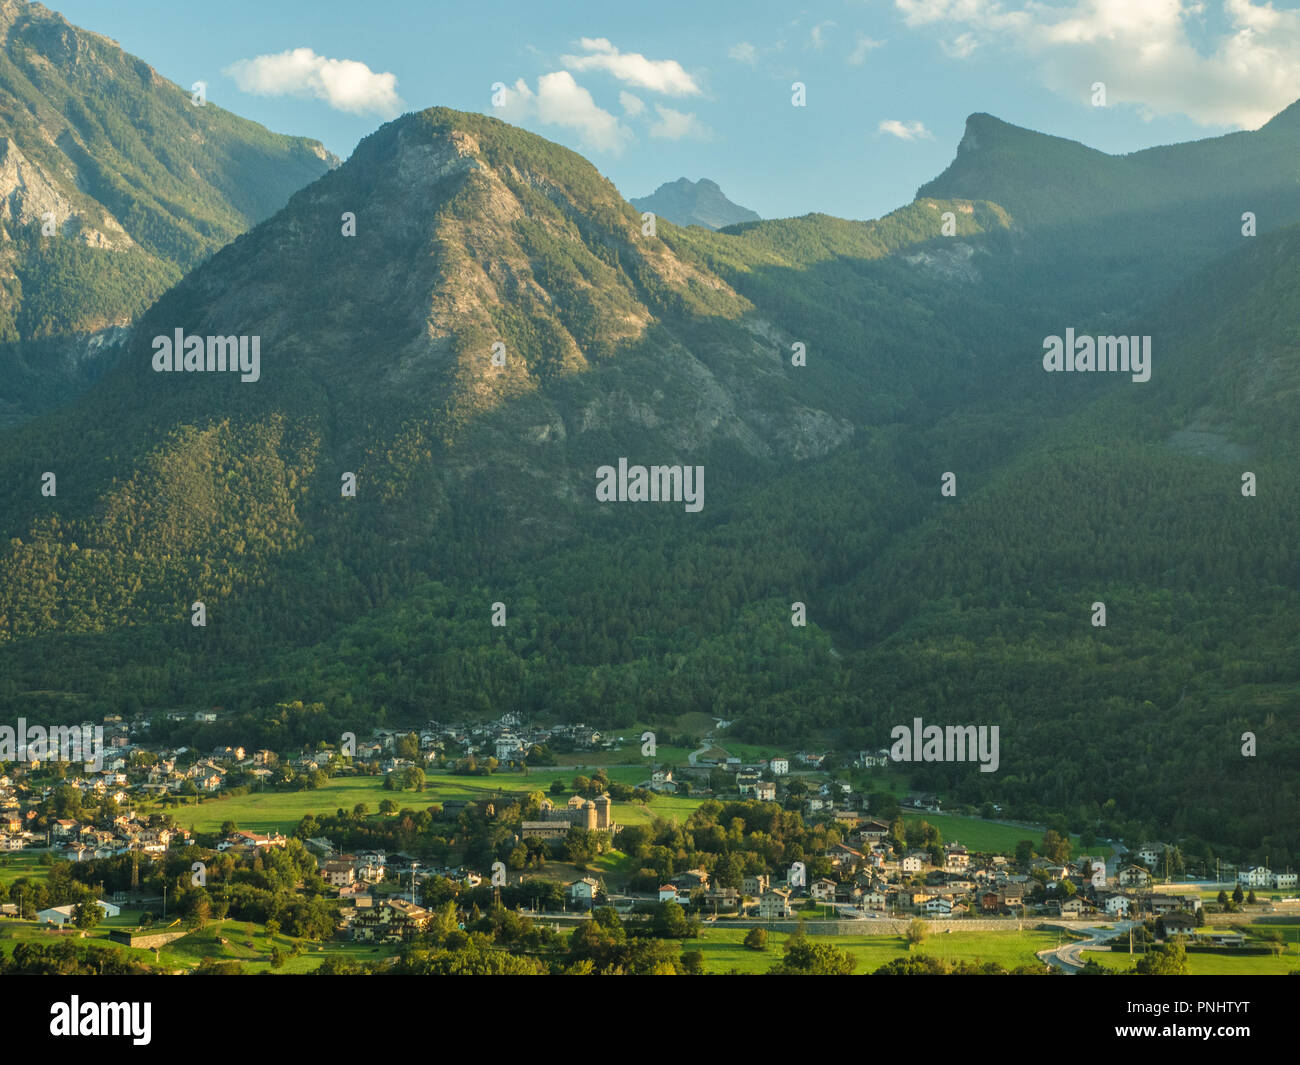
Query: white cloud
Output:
[[893, 0, 1300, 128], [728, 41, 759, 65], [940, 32, 979, 59], [619, 90, 646, 117], [848, 34, 886, 65], [492, 72, 632, 154], [648, 105, 713, 140], [224, 48, 402, 116], [810, 21, 837, 49], [561, 38, 701, 95], [878, 119, 934, 140]]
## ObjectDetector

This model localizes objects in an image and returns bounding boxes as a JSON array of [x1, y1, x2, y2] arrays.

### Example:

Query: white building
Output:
[[770, 759, 789, 776], [1104, 895, 1131, 916], [36, 900, 120, 926], [568, 877, 599, 908]]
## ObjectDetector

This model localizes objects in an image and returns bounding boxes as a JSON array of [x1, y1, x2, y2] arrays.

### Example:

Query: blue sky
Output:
[[53, 0, 1300, 221]]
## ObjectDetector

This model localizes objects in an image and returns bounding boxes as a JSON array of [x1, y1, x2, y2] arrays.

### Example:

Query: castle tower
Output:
[[583, 800, 597, 831], [594, 793, 612, 830]]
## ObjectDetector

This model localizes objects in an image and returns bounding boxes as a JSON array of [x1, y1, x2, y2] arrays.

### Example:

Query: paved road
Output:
[[1038, 921, 1135, 972]]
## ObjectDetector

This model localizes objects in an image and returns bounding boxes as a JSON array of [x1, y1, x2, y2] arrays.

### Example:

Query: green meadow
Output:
[[690, 926, 1062, 974], [901, 813, 1112, 859], [170, 769, 707, 836], [1081, 944, 1300, 975]]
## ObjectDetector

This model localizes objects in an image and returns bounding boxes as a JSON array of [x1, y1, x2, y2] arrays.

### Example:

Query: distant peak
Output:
[[629, 177, 759, 230]]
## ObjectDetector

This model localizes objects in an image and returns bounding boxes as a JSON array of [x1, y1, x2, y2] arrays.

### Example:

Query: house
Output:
[[1118, 865, 1151, 888], [736, 770, 761, 797], [862, 889, 887, 911], [743, 875, 770, 897], [1137, 843, 1166, 868], [1272, 872, 1298, 889], [1148, 894, 1183, 915], [758, 889, 792, 919], [649, 769, 677, 794], [810, 878, 837, 903], [979, 890, 1003, 913], [944, 845, 970, 871], [568, 877, 600, 909], [923, 897, 954, 917], [1158, 912, 1197, 937], [1103, 894, 1131, 917], [755, 781, 777, 802], [673, 869, 710, 893], [770, 759, 789, 776], [321, 861, 356, 887], [901, 852, 926, 873], [856, 820, 891, 843], [1078, 856, 1107, 889], [1237, 866, 1272, 888], [351, 899, 431, 943], [658, 885, 681, 904], [1055, 897, 1085, 918]]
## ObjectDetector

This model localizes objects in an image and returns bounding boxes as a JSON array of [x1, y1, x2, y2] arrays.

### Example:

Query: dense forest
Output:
[[0, 104, 1297, 862]]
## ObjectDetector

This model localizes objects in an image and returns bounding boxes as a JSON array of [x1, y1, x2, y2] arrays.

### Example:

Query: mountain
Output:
[[0, 0, 338, 425], [1, 101, 1299, 856], [630, 177, 759, 229], [917, 108, 1300, 321]]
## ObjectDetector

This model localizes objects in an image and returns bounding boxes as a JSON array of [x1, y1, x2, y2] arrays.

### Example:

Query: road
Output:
[[1038, 921, 1135, 972]]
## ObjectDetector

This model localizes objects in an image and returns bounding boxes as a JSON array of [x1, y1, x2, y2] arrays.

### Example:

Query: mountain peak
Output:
[[1261, 96, 1300, 132], [630, 176, 759, 229]]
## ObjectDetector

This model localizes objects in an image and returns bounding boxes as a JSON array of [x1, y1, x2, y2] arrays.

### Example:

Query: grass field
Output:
[[1081, 944, 1300, 975], [0, 914, 403, 973], [691, 926, 1061, 974], [170, 769, 708, 836], [900, 813, 1112, 859], [0, 853, 51, 887]]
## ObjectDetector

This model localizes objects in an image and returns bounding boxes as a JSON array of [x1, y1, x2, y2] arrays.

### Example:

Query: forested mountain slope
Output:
[[0, 102, 1296, 859], [0, 0, 337, 424]]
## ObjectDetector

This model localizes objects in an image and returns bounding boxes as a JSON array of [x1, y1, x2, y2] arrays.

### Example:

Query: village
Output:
[[1, 710, 1296, 973]]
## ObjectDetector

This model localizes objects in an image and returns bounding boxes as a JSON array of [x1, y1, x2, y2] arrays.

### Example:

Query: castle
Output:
[[520, 793, 615, 840]]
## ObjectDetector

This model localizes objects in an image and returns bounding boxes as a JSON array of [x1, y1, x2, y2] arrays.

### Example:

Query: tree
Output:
[[1232, 884, 1244, 905], [1041, 829, 1071, 863], [72, 900, 101, 930], [549, 780, 566, 795], [1015, 840, 1035, 864], [771, 932, 855, 975], [650, 901, 696, 939], [905, 918, 928, 949], [681, 950, 705, 975], [743, 927, 768, 951], [1217, 890, 1229, 907], [379, 799, 398, 815], [1135, 937, 1189, 975]]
